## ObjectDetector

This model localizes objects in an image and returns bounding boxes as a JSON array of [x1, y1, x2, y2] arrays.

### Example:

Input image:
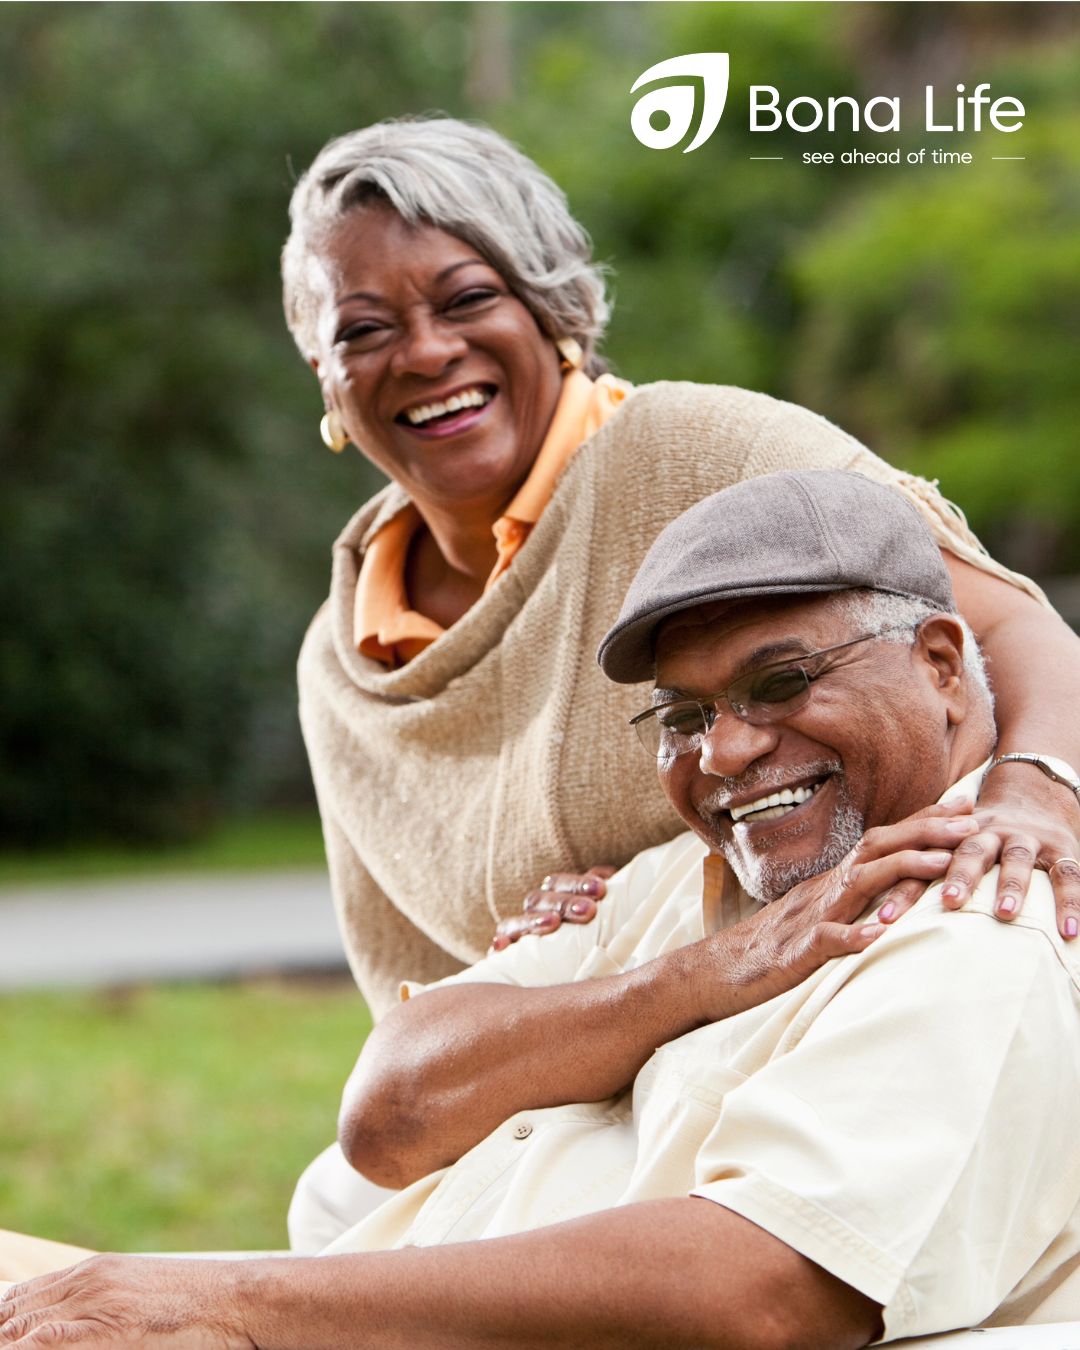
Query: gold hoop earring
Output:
[[555, 337, 584, 372], [319, 411, 350, 453]]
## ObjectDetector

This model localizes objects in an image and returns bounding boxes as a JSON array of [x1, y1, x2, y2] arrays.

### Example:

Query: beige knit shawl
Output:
[[299, 381, 1038, 1017]]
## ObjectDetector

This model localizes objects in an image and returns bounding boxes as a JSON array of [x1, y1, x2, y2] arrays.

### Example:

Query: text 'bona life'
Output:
[[750, 84, 1025, 134]]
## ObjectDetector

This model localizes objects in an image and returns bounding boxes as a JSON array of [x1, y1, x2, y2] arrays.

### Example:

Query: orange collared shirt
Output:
[[355, 370, 631, 667]]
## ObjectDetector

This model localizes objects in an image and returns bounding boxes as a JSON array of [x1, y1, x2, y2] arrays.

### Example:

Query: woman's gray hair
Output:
[[282, 116, 610, 371]]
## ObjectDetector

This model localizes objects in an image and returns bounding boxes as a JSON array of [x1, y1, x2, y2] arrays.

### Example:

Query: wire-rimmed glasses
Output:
[[630, 627, 912, 760]]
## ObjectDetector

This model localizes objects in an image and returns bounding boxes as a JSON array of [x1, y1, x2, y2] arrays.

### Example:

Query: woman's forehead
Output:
[[317, 204, 485, 280]]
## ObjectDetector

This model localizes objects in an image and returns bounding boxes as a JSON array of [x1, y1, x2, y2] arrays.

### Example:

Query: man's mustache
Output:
[[696, 759, 843, 820]]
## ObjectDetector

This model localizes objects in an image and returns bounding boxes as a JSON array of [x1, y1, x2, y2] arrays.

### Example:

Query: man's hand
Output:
[[492, 865, 616, 950], [696, 805, 974, 1022], [0, 1255, 254, 1349]]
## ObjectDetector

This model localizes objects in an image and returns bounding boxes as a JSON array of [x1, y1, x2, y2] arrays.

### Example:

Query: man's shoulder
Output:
[[508, 828, 711, 981], [404, 832, 710, 1000], [873, 871, 1080, 994], [605, 830, 710, 904]]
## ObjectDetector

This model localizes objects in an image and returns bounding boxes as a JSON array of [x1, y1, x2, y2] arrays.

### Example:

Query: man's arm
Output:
[[0, 1200, 882, 1350], [341, 814, 963, 1187], [341, 966, 694, 1188]]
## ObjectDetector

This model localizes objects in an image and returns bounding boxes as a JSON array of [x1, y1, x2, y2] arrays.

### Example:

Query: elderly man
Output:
[[3, 470, 1079, 1348]]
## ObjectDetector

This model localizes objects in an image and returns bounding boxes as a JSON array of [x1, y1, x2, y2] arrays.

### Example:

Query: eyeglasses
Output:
[[630, 626, 912, 760]]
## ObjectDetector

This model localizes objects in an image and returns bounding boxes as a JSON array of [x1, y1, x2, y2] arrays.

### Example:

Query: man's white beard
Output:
[[722, 798, 865, 902]]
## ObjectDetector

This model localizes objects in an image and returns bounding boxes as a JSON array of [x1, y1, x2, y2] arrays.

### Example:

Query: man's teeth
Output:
[[405, 387, 491, 426], [730, 782, 821, 824]]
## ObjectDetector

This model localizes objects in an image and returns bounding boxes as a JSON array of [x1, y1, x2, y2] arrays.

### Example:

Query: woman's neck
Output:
[[418, 500, 502, 581], [404, 507, 499, 630]]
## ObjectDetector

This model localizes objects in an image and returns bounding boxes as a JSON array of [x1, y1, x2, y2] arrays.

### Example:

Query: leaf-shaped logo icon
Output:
[[630, 54, 730, 153]]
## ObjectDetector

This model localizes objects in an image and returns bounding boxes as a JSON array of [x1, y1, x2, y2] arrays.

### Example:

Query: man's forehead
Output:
[[653, 593, 842, 691]]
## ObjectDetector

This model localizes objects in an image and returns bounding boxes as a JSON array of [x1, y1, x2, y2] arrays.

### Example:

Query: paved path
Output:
[[0, 870, 348, 990]]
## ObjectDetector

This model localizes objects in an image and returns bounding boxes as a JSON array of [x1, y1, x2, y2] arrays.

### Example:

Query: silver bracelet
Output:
[[987, 753, 1080, 803]]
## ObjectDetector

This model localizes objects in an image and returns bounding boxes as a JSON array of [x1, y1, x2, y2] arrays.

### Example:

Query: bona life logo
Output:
[[630, 53, 729, 153], [631, 52, 1026, 153]]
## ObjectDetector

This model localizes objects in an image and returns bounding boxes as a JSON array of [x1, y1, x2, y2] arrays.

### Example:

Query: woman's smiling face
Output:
[[309, 202, 564, 517]]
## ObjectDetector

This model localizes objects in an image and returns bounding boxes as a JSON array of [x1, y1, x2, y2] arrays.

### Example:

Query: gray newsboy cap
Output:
[[597, 470, 956, 683]]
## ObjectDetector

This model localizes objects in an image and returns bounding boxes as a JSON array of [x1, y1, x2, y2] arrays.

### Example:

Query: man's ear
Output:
[[914, 615, 968, 723]]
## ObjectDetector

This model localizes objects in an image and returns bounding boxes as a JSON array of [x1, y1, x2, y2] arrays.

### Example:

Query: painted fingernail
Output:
[[532, 913, 557, 928], [879, 901, 896, 922], [998, 896, 1016, 915], [579, 878, 602, 896], [539, 876, 554, 892], [569, 900, 591, 916], [1066, 917, 1079, 939]]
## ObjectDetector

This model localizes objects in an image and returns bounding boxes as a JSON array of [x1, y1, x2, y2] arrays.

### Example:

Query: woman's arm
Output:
[[940, 553, 1080, 937]]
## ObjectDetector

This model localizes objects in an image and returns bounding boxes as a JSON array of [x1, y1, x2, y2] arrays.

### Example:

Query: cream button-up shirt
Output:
[[328, 764, 1080, 1343]]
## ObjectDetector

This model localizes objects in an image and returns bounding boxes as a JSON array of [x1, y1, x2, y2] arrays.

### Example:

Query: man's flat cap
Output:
[[597, 469, 956, 683]]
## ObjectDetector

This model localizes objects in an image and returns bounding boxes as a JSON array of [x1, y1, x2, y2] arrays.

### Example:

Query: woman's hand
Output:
[[932, 763, 1080, 939], [491, 865, 616, 950], [0, 1255, 255, 1349]]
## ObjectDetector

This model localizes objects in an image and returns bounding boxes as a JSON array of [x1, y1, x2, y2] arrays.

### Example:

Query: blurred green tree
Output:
[[0, 2, 469, 842], [789, 37, 1080, 572]]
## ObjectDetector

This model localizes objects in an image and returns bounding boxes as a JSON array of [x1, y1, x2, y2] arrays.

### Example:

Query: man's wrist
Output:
[[631, 945, 717, 1040], [230, 1255, 324, 1347], [647, 928, 749, 1028]]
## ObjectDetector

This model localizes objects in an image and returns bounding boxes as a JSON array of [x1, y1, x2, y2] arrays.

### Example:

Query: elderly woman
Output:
[[276, 117, 1080, 1249]]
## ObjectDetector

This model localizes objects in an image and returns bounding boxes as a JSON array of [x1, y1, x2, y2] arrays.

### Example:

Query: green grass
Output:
[[0, 978, 370, 1253], [0, 812, 327, 888]]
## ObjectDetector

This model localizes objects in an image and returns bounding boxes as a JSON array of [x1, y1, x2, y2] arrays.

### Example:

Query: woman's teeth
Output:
[[404, 387, 492, 427], [730, 781, 822, 824]]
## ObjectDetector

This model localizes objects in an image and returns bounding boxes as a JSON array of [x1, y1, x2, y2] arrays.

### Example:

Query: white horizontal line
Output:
[[749, 156, 784, 160], [991, 156, 1026, 160]]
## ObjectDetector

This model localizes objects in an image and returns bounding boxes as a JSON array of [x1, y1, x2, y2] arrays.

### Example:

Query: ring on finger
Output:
[[1049, 856, 1080, 873]]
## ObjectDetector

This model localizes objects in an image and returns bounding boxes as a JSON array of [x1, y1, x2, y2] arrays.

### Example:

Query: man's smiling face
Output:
[[653, 593, 955, 902]]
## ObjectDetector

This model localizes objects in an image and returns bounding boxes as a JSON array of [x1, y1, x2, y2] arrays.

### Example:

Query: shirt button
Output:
[[512, 1122, 533, 1140]]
